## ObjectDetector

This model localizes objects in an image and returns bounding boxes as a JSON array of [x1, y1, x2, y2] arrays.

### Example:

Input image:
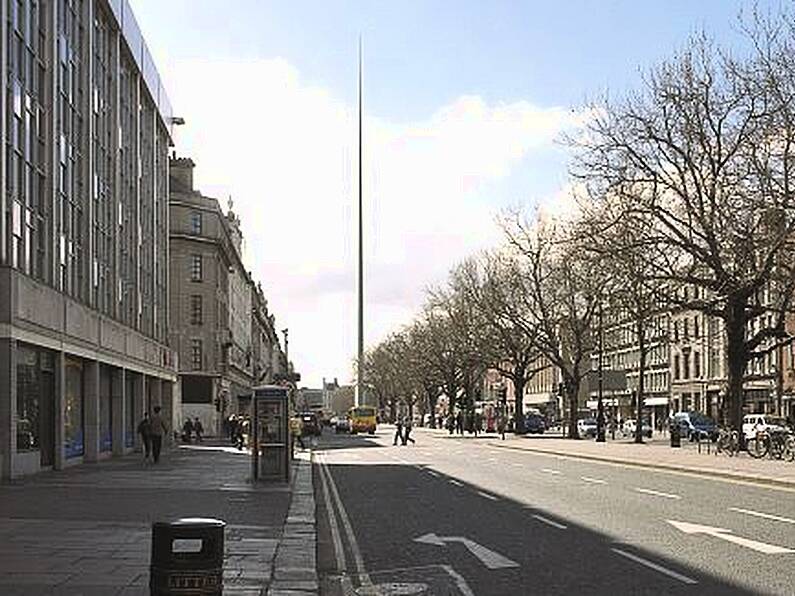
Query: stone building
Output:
[[168, 157, 290, 434], [0, 0, 178, 479]]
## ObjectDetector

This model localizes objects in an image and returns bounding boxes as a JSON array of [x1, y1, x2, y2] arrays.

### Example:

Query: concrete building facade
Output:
[[1, 0, 178, 480]]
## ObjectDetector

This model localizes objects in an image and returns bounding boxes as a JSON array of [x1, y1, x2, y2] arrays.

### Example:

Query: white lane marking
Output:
[[477, 491, 498, 501], [540, 468, 562, 475], [612, 548, 698, 585], [635, 487, 681, 500], [667, 520, 795, 554], [532, 514, 567, 530], [581, 476, 607, 484], [729, 507, 795, 525], [317, 455, 346, 573], [319, 455, 374, 587], [441, 565, 476, 596], [426, 470, 440, 478], [449, 479, 464, 487]]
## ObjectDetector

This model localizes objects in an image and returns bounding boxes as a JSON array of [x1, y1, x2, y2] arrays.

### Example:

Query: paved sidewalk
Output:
[[413, 426, 795, 488], [0, 441, 316, 595]]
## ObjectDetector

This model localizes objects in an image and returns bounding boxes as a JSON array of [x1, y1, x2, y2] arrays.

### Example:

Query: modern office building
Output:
[[1, 0, 178, 479]]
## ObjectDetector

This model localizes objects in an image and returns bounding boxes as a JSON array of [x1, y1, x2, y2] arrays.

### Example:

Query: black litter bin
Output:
[[150, 517, 225, 595], [670, 424, 681, 448]]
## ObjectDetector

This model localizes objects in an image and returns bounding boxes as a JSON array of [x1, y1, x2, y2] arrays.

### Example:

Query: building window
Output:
[[674, 355, 680, 380], [190, 295, 203, 325], [683, 319, 689, 340], [694, 351, 701, 378], [673, 321, 679, 342], [190, 339, 203, 370], [694, 316, 700, 339], [190, 211, 202, 235], [190, 255, 203, 282], [683, 352, 690, 379]]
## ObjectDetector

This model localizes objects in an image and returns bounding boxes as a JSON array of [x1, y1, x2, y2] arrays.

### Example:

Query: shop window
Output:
[[64, 358, 85, 458]]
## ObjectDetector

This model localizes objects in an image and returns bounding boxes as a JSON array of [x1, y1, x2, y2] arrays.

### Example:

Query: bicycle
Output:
[[747, 429, 795, 461], [715, 427, 740, 457]]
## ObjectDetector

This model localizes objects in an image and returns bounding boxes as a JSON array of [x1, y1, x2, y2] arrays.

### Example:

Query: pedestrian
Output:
[[137, 412, 152, 461], [498, 414, 506, 440], [149, 406, 169, 464], [393, 418, 404, 446], [193, 417, 204, 442], [181, 417, 194, 443], [402, 417, 416, 445], [228, 415, 239, 445]]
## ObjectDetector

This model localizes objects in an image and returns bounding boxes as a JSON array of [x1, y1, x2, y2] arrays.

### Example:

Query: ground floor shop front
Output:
[[0, 338, 177, 481]]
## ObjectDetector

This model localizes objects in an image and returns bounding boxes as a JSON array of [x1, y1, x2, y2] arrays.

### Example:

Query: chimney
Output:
[[169, 156, 195, 192]]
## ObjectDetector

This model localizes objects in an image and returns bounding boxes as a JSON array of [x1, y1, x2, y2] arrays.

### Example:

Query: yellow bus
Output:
[[349, 405, 377, 434]]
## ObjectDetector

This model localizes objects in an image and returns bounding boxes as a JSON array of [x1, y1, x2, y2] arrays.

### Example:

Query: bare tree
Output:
[[503, 213, 603, 439], [450, 254, 546, 434], [573, 20, 795, 430]]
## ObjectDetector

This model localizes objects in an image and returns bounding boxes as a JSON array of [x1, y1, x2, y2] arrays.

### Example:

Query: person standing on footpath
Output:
[[149, 406, 169, 464], [181, 418, 194, 443], [193, 417, 204, 442], [137, 412, 152, 461]]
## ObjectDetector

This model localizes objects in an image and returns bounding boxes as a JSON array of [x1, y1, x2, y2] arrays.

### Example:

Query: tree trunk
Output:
[[426, 389, 439, 428], [725, 300, 747, 432], [513, 369, 526, 434], [635, 313, 646, 444], [566, 376, 580, 439]]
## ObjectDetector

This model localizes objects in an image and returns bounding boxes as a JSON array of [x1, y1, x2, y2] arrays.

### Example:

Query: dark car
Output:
[[671, 412, 718, 442], [525, 414, 546, 434], [299, 412, 322, 437]]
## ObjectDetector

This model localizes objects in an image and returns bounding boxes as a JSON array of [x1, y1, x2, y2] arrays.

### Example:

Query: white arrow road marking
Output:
[[414, 533, 520, 569], [612, 548, 698, 585], [476, 491, 498, 501], [667, 520, 795, 554], [729, 507, 795, 526], [449, 479, 463, 487], [581, 476, 607, 485], [532, 514, 567, 530], [635, 488, 681, 500]]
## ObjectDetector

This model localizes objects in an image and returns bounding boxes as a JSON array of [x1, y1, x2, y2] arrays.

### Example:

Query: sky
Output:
[[129, 0, 773, 387]]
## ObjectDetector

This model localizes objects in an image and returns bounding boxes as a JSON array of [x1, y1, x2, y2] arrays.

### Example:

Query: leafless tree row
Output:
[[363, 9, 795, 437]]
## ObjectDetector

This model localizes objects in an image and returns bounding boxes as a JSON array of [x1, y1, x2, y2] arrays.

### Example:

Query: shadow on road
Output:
[[316, 460, 765, 596]]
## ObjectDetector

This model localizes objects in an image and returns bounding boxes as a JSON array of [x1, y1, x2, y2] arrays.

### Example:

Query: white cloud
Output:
[[166, 58, 582, 385]]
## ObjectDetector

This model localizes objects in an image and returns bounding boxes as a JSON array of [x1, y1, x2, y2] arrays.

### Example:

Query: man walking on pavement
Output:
[[137, 412, 152, 461], [193, 417, 204, 442], [393, 418, 404, 446], [149, 406, 169, 464], [401, 416, 416, 445]]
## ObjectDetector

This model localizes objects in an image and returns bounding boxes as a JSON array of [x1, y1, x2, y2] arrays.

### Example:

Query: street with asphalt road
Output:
[[315, 426, 795, 596]]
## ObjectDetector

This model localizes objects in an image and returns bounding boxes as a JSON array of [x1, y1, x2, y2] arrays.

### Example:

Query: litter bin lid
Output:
[[154, 517, 226, 528]]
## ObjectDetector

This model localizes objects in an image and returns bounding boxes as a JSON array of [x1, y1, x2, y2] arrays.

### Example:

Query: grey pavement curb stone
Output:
[[267, 451, 318, 595], [490, 442, 795, 490]]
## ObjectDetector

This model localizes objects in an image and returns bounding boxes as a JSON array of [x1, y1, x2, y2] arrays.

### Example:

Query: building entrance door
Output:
[[39, 370, 55, 467]]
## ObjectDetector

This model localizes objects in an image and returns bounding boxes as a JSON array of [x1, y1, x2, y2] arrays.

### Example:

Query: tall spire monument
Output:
[[355, 37, 365, 408]]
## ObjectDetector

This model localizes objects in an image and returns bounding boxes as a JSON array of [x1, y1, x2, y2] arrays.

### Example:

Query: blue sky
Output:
[[130, 0, 774, 386]]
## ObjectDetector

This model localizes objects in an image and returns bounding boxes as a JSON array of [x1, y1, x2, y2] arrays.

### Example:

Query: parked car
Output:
[[670, 412, 718, 442], [742, 414, 789, 441], [577, 417, 598, 438], [335, 416, 351, 434], [299, 412, 322, 437], [525, 414, 546, 434], [621, 419, 652, 439]]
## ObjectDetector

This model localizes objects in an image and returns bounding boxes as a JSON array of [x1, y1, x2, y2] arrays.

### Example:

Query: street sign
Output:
[[667, 520, 794, 554], [414, 533, 519, 569]]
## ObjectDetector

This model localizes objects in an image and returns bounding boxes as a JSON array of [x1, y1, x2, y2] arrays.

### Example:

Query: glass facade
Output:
[[64, 356, 84, 458], [3, 0, 171, 343], [125, 373, 135, 448], [15, 343, 56, 462]]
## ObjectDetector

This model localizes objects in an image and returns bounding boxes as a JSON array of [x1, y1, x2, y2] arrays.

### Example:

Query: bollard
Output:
[[670, 424, 681, 448], [150, 517, 225, 595]]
